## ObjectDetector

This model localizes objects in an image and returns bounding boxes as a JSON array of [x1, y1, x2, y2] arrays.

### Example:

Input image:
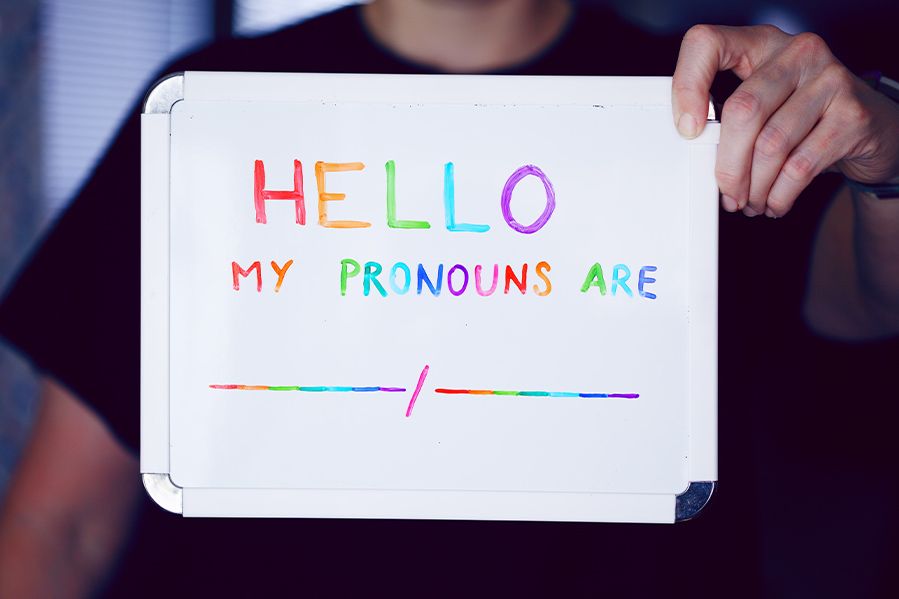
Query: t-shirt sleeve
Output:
[[0, 101, 143, 454]]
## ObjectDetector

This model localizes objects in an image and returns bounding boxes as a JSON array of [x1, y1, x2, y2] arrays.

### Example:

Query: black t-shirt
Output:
[[2, 5, 898, 596]]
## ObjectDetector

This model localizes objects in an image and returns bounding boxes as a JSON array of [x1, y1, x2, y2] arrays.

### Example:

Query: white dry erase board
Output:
[[141, 72, 719, 523]]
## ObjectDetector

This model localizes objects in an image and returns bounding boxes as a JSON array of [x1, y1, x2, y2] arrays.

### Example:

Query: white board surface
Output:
[[141, 72, 719, 523]]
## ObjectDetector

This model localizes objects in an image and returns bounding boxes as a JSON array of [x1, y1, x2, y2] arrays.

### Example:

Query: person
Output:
[[1, 1, 898, 596]]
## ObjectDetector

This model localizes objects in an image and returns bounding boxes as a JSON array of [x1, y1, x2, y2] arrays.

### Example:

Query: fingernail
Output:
[[677, 113, 699, 139], [721, 195, 738, 212], [765, 207, 777, 218], [743, 206, 759, 217]]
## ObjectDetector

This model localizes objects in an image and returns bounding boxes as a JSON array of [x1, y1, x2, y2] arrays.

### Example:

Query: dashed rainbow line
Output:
[[209, 385, 406, 392], [208, 385, 638, 399], [434, 389, 639, 399]]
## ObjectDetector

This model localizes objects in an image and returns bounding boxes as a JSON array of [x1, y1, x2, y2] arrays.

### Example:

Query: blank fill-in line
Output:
[[434, 389, 639, 399], [405, 365, 430, 418]]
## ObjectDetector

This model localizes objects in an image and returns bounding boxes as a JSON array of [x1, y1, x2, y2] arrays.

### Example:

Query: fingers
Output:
[[672, 24, 787, 139], [708, 31, 838, 216], [675, 25, 889, 218], [743, 78, 830, 215], [672, 25, 724, 139], [716, 58, 800, 212], [766, 116, 853, 217]]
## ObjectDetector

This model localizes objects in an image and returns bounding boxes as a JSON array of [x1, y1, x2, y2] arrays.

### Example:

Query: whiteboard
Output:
[[141, 72, 719, 523]]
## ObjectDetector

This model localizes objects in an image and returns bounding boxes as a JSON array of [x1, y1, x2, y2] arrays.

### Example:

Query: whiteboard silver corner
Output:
[[143, 72, 184, 115], [141, 473, 183, 514], [675, 481, 716, 522]]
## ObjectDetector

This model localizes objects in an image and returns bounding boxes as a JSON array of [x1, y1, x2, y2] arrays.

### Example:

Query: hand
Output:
[[672, 24, 899, 217]]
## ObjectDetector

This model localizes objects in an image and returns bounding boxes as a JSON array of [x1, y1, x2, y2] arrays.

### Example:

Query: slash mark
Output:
[[405, 365, 430, 417]]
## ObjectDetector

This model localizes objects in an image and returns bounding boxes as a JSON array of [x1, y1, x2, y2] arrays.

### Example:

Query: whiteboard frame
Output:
[[141, 72, 718, 523]]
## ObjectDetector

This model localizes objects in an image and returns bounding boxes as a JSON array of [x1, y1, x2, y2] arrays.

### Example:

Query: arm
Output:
[[671, 25, 899, 340], [0, 379, 141, 599], [805, 185, 899, 339]]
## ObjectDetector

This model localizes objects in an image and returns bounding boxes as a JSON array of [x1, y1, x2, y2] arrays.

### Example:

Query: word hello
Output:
[[255, 160, 555, 234]]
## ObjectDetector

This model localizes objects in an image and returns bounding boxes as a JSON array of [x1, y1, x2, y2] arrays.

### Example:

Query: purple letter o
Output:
[[447, 264, 469, 296], [500, 164, 556, 234]]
